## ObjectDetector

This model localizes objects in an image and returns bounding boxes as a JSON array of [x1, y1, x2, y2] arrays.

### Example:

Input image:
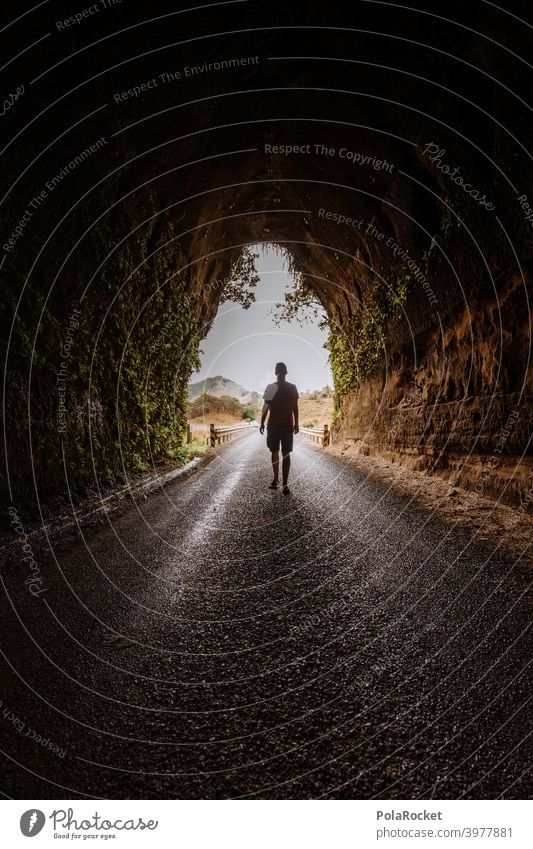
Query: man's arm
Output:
[[259, 402, 269, 434], [293, 392, 299, 434]]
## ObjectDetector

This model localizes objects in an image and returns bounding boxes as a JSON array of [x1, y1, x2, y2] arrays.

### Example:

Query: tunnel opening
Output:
[[160, 242, 336, 454], [191, 245, 333, 402]]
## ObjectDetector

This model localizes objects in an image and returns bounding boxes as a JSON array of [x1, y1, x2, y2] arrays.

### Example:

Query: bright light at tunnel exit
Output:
[[191, 246, 333, 395]]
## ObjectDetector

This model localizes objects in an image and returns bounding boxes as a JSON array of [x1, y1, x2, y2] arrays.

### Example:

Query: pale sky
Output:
[[192, 247, 333, 394]]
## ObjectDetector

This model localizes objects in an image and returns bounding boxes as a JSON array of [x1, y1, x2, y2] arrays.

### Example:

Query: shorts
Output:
[[266, 425, 294, 454]]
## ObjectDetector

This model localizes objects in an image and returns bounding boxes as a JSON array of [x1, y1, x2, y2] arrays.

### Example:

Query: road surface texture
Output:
[[1, 433, 530, 799]]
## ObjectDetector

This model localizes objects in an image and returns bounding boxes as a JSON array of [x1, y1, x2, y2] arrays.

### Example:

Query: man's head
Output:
[[275, 362, 288, 378]]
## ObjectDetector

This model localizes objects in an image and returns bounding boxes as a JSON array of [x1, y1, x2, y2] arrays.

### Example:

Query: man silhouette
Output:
[[259, 362, 299, 494]]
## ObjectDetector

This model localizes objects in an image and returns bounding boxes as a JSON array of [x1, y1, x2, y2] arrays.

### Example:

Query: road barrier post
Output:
[[299, 424, 332, 447], [210, 423, 216, 447]]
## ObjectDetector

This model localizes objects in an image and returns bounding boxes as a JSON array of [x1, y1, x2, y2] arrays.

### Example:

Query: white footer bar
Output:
[[2, 799, 531, 848]]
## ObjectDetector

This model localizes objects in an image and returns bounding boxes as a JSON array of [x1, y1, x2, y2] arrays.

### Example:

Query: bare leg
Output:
[[282, 452, 290, 486], [271, 450, 279, 483]]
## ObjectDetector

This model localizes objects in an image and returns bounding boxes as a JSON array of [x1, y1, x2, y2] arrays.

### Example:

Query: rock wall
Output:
[[335, 270, 533, 506]]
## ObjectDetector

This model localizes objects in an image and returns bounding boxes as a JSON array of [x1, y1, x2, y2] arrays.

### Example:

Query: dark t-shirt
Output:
[[263, 381, 299, 427]]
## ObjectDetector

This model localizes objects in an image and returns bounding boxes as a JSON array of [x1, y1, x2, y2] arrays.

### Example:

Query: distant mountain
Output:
[[188, 375, 260, 404]]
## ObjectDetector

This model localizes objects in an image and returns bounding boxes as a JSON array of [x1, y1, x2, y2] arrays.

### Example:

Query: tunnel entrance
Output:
[[188, 244, 334, 445], [193, 246, 332, 399]]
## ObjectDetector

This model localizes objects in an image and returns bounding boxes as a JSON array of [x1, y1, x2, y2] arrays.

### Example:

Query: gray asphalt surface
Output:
[[1, 433, 530, 799]]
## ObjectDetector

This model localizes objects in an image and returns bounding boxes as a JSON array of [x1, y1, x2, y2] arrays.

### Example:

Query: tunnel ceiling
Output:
[[1, 0, 532, 509], [5, 1, 531, 320]]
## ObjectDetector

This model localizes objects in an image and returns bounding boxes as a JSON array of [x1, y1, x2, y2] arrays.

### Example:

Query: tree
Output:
[[221, 247, 260, 309], [242, 405, 256, 421]]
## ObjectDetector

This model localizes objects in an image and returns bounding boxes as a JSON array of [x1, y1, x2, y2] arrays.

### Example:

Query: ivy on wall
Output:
[[83, 218, 202, 484], [274, 256, 411, 414], [1, 211, 202, 510], [1, 208, 265, 515]]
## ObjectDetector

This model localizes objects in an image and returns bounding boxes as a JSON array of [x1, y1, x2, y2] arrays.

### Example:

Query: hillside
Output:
[[189, 376, 259, 404], [188, 378, 334, 427], [188, 394, 259, 428], [298, 392, 334, 428]]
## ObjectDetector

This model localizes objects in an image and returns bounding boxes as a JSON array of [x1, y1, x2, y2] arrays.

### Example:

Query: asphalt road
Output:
[[1, 433, 530, 799]]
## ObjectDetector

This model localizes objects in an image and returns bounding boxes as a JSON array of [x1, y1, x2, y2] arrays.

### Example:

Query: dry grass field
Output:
[[188, 390, 334, 429], [298, 393, 334, 428]]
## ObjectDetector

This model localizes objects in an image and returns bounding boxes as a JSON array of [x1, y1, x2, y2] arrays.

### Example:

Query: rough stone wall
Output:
[[335, 270, 533, 505]]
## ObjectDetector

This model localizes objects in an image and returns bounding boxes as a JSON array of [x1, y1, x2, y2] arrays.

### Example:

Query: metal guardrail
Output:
[[210, 422, 256, 445], [188, 421, 330, 447], [187, 422, 256, 446], [299, 424, 331, 447]]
